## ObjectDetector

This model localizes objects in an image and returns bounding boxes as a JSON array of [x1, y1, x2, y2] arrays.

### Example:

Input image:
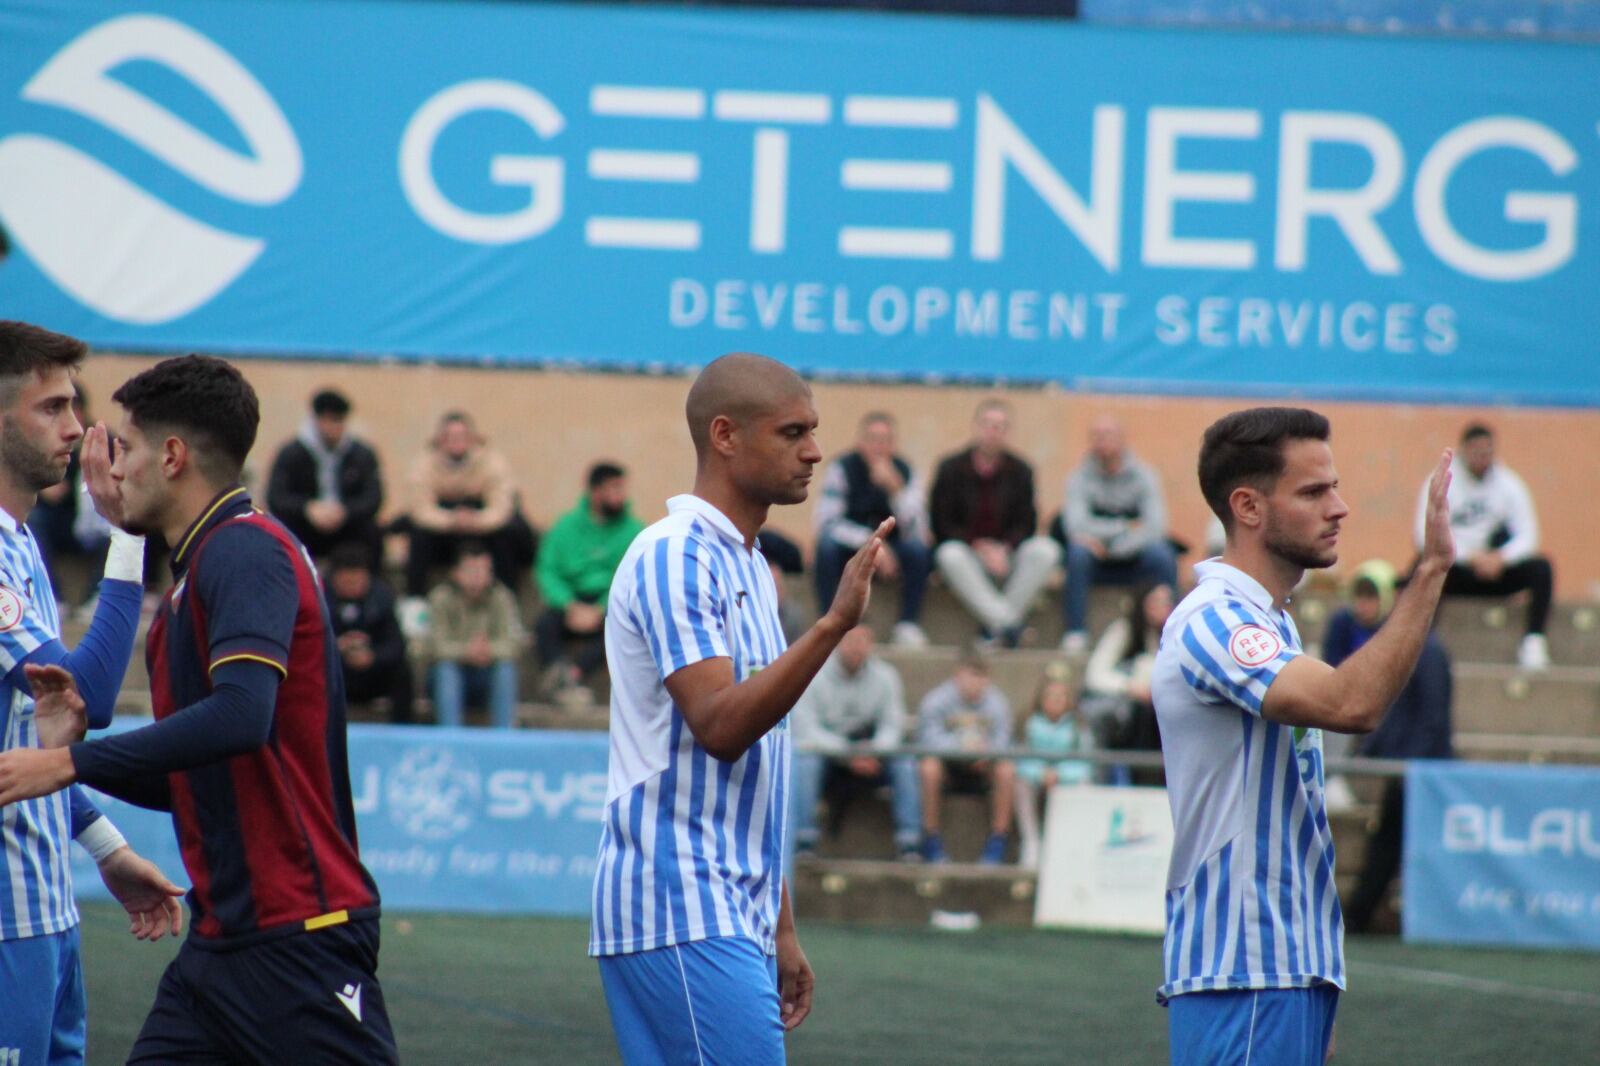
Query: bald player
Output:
[[590, 354, 889, 1065]]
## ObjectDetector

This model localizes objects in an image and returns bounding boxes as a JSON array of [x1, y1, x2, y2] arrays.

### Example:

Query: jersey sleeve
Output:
[[193, 522, 299, 678], [1172, 601, 1301, 716], [0, 565, 61, 676], [628, 534, 731, 682]]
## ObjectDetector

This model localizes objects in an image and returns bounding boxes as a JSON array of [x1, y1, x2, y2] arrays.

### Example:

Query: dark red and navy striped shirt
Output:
[[147, 488, 379, 944]]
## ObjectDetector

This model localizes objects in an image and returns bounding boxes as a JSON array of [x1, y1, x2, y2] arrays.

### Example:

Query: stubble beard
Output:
[[0, 417, 66, 495], [1263, 508, 1336, 571]]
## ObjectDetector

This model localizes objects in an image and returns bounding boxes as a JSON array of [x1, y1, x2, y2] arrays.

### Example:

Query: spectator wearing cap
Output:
[[535, 461, 644, 700], [266, 388, 384, 563], [325, 542, 415, 724]]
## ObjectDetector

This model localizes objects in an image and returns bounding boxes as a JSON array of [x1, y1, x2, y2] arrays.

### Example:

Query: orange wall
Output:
[[82, 353, 1600, 600]]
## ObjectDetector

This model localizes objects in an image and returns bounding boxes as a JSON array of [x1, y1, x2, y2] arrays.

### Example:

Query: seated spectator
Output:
[[1082, 581, 1172, 785], [756, 527, 805, 578], [790, 625, 921, 861], [769, 559, 809, 646], [930, 399, 1061, 647], [1014, 661, 1095, 868], [1325, 561, 1454, 932], [28, 386, 110, 604], [267, 388, 384, 565], [917, 649, 1016, 864], [403, 412, 529, 598], [1416, 422, 1553, 669], [425, 543, 523, 728], [535, 461, 643, 701], [813, 412, 931, 647], [325, 542, 414, 724], [1059, 417, 1178, 652]]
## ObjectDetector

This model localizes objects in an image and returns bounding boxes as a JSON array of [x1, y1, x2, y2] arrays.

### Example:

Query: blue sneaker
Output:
[[922, 833, 949, 864], [980, 832, 1007, 866]]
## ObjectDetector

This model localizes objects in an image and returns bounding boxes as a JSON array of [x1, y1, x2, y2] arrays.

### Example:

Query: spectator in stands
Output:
[[1325, 560, 1454, 932], [930, 399, 1060, 647], [28, 386, 110, 604], [917, 648, 1016, 864], [535, 461, 643, 702], [403, 411, 529, 598], [790, 625, 920, 861], [1082, 582, 1172, 785], [769, 560, 809, 646], [1059, 416, 1178, 652], [266, 388, 384, 563], [325, 542, 414, 724], [814, 412, 931, 648], [1014, 661, 1094, 868], [1417, 422, 1553, 669], [425, 542, 523, 728]]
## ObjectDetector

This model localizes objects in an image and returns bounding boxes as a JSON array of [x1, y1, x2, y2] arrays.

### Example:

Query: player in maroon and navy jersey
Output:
[[0, 356, 398, 1063]]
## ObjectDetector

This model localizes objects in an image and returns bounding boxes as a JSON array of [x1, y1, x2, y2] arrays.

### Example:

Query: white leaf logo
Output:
[[0, 14, 301, 323]]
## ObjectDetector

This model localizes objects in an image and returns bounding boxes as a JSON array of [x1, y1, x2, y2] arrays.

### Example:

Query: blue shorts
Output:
[[599, 937, 785, 1066], [1168, 985, 1339, 1066], [0, 926, 86, 1066]]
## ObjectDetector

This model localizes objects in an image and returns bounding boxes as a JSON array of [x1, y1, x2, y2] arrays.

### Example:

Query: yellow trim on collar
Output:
[[174, 487, 249, 564]]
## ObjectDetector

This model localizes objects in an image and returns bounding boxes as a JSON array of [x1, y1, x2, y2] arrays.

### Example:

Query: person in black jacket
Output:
[[326, 542, 415, 723], [1325, 561, 1454, 932], [266, 389, 384, 563], [929, 399, 1061, 646]]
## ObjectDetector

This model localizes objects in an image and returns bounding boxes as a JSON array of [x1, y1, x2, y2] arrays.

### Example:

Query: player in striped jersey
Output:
[[0, 321, 184, 1065], [1152, 408, 1455, 1065], [592, 353, 890, 1065]]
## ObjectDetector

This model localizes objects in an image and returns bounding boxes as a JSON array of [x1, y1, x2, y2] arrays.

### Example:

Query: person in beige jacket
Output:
[[403, 411, 523, 596], [425, 543, 524, 728]]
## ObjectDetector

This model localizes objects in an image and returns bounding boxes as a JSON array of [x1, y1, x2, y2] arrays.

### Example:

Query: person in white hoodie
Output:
[[1414, 423, 1554, 669]]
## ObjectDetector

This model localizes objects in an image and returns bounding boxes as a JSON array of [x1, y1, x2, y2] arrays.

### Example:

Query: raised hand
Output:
[[24, 663, 86, 748], [1419, 449, 1456, 571], [824, 518, 894, 630], [81, 422, 126, 529], [96, 846, 186, 941]]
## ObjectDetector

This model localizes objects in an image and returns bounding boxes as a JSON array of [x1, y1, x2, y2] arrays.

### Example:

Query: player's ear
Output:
[[1228, 485, 1264, 532], [708, 414, 739, 459], [161, 435, 188, 481]]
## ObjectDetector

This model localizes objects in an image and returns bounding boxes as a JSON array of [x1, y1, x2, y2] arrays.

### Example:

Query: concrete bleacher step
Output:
[[1451, 664, 1600, 736], [1431, 600, 1600, 666]]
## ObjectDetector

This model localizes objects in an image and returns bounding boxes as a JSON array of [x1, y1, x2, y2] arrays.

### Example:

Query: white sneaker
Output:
[[1059, 631, 1089, 655], [1322, 775, 1357, 813], [1517, 634, 1551, 671], [891, 621, 929, 648]]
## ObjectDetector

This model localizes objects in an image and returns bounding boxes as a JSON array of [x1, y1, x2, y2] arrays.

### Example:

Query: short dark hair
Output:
[[328, 541, 372, 573], [1460, 422, 1493, 444], [311, 389, 351, 418], [1198, 407, 1330, 532], [112, 355, 259, 486], [957, 645, 991, 675], [587, 461, 625, 490], [0, 321, 86, 407], [454, 540, 491, 563], [859, 410, 894, 431]]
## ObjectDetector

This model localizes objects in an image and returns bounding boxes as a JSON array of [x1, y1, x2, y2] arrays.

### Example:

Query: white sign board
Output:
[[1034, 785, 1173, 935]]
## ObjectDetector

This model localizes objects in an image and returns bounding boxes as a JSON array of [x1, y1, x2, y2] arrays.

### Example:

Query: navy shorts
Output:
[[128, 919, 398, 1065]]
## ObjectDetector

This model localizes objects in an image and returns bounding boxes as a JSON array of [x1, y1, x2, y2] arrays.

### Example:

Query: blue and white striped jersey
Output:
[[1151, 560, 1344, 1003], [590, 495, 790, 958], [0, 509, 77, 941]]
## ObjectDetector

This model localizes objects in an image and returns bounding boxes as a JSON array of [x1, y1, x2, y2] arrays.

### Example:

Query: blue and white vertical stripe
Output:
[[1153, 561, 1344, 1003], [591, 496, 789, 958], [0, 520, 77, 941]]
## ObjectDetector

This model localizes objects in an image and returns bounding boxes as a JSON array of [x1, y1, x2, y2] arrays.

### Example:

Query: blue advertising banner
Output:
[[71, 722, 610, 917], [1403, 761, 1600, 951], [2, 0, 1598, 405]]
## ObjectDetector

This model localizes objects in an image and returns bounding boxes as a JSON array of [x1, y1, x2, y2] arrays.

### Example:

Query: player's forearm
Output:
[[86, 773, 173, 812], [1328, 560, 1448, 733], [686, 615, 849, 762]]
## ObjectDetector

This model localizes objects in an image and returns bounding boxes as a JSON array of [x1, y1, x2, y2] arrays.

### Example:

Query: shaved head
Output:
[[686, 352, 811, 458]]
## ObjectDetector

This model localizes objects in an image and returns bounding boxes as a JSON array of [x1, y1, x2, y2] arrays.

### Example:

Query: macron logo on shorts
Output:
[[336, 983, 363, 1023], [1228, 624, 1282, 668]]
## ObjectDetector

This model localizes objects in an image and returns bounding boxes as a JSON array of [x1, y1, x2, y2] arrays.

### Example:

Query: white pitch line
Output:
[[1352, 960, 1600, 1009]]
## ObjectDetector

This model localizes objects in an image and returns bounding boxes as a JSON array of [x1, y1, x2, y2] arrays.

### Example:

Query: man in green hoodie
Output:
[[536, 462, 645, 700]]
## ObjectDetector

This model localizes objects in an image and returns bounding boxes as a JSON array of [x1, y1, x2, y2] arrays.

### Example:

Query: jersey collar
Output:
[[666, 494, 755, 552], [1192, 558, 1278, 614], [0, 505, 17, 535], [171, 486, 254, 576]]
